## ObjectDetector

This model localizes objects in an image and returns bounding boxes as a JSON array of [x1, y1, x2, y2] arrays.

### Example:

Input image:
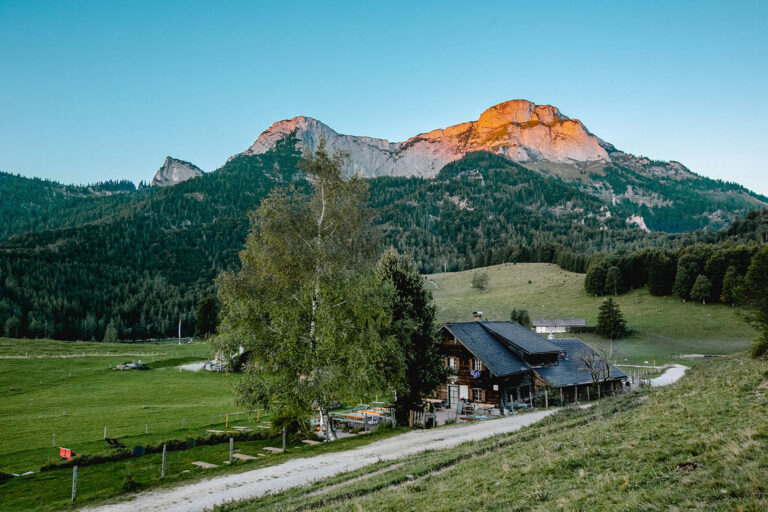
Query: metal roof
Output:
[[533, 318, 586, 327], [443, 322, 531, 377], [480, 321, 562, 354], [534, 338, 627, 387]]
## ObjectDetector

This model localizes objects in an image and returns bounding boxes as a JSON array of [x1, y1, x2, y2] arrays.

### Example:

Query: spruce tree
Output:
[[690, 274, 712, 304], [596, 298, 627, 340], [376, 249, 448, 422]]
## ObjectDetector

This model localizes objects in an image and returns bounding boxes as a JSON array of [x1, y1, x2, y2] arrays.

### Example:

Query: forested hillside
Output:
[[1, 138, 766, 341]]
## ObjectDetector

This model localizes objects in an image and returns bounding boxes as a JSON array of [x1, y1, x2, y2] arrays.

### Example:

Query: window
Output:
[[447, 357, 456, 369], [472, 388, 484, 402], [472, 358, 483, 371]]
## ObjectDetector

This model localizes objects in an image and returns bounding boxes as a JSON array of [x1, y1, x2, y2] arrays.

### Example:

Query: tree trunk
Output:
[[321, 407, 337, 441]]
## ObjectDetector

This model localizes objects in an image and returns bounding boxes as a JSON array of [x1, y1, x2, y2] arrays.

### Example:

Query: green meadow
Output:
[[428, 262, 757, 365], [219, 352, 768, 511]]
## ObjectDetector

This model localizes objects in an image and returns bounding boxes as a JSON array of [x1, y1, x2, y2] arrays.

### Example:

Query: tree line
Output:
[[584, 242, 764, 306]]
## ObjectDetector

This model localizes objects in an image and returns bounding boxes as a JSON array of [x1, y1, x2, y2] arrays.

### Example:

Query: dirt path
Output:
[[80, 409, 560, 512], [650, 364, 688, 387]]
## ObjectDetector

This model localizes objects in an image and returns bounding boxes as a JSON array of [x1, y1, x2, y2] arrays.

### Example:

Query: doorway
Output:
[[447, 385, 459, 408]]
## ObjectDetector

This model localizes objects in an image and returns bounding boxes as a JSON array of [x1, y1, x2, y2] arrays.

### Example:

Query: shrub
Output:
[[122, 475, 139, 492], [751, 333, 768, 360]]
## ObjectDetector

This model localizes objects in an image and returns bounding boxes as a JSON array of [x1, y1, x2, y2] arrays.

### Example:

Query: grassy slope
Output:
[[428, 263, 756, 365], [221, 353, 768, 511]]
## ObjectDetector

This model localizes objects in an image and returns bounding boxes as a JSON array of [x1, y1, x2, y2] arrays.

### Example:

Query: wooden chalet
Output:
[[435, 317, 626, 409]]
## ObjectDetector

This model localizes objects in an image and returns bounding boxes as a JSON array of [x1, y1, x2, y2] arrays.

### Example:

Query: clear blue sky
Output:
[[1, 0, 766, 194]]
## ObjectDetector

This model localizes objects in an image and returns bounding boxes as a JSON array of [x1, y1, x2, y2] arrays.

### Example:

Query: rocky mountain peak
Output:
[[151, 157, 204, 187], [236, 100, 616, 179]]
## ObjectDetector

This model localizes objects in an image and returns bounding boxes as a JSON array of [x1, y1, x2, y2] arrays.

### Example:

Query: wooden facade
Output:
[[434, 330, 531, 408]]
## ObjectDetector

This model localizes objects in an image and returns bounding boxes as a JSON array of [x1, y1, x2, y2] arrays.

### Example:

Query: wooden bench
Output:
[[206, 429, 225, 434], [263, 447, 284, 453], [191, 461, 218, 468], [301, 439, 321, 445], [233, 453, 257, 461]]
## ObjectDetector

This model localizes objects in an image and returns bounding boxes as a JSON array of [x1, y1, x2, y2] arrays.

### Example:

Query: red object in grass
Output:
[[59, 447, 76, 461]]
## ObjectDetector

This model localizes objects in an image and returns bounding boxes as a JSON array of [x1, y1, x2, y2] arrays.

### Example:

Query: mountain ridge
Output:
[[236, 99, 612, 179]]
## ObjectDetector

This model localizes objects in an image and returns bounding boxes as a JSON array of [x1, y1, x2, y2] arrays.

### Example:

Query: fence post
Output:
[[103, 426, 107, 439], [181, 418, 184, 430], [560, 388, 563, 405], [229, 438, 233, 464], [544, 389, 548, 408], [587, 386, 590, 401], [282, 428, 287, 451], [161, 443, 166, 479], [145, 424, 148, 435], [72, 466, 78, 502]]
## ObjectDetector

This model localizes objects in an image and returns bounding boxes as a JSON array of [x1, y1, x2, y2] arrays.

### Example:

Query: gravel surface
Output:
[[80, 409, 559, 512]]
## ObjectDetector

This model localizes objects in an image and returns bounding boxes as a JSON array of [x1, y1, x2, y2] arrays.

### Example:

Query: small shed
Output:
[[533, 318, 586, 334]]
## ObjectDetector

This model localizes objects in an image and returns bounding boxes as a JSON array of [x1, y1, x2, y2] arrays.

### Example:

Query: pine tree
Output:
[[194, 296, 220, 338], [605, 266, 623, 295], [103, 320, 118, 343], [510, 308, 532, 328], [376, 249, 448, 423], [596, 298, 627, 340], [690, 274, 712, 304]]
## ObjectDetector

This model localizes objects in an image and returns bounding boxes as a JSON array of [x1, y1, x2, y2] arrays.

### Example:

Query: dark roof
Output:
[[533, 318, 586, 327], [480, 321, 562, 354], [443, 323, 530, 377], [534, 338, 627, 387]]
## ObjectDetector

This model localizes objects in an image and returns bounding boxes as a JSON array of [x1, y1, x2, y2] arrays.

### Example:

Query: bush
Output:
[[751, 333, 768, 360], [0, 472, 13, 485], [122, 475, 139, 492], [471, 272, 489, 293]]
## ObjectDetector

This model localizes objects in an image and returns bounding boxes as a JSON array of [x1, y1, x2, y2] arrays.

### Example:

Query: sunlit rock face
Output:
[[238, 100, 611, 178], [151, 157, 204, 187]]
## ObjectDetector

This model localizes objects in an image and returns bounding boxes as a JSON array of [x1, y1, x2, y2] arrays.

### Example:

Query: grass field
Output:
[[218, 352, 768, 511], [0, 338, 404, 511], [428, 263, 757, 365]]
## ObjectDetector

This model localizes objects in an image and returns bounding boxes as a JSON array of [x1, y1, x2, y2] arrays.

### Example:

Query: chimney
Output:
[[472, 311, 483, 322]]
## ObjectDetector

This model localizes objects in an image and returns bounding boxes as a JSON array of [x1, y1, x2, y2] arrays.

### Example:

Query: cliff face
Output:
[[238, 100, 610, 178], [151, 157, 204, 187]]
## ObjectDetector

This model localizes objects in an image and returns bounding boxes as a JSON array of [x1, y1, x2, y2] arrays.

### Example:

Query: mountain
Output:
[[238, 100, 610, 178], [151, 157, 204, 187], [1, 99, 767, 340], [237, 99, 765, 229]]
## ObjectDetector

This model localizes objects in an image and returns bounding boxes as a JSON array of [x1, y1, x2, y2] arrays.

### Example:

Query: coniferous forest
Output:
[[1, 140, 767, 341]]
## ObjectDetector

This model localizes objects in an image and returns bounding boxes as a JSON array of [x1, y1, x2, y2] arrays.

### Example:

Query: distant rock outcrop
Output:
[[151, 157, 203, 187], [238, 100, 610, 178]]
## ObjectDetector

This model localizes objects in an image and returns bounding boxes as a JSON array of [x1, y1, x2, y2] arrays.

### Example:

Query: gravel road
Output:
[[82, 365, 689, 512], [80, 408, 559, 512]]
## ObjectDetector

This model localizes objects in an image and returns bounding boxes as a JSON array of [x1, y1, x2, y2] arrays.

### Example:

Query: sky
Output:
[[1, 0, 766, 194]]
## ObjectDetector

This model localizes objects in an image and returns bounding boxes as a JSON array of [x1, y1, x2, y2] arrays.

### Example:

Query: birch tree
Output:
[[213, 143, 401, 440]]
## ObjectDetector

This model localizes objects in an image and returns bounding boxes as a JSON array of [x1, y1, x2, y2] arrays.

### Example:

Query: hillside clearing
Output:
[[428, 262, 756, 365]]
